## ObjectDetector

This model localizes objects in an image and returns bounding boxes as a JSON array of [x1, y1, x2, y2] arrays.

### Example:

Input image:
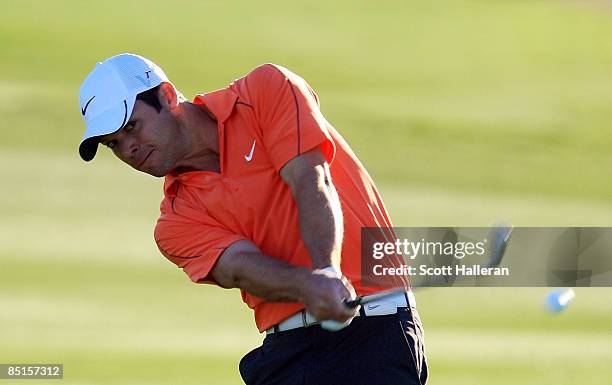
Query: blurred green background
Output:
[[1, 1, 612, 384]]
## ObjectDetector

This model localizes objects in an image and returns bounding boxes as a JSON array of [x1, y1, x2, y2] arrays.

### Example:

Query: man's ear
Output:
[[158, 82, 179, 110]]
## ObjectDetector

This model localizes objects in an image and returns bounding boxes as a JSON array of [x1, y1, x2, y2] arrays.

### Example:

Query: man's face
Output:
[[99, 99, 180, 177]]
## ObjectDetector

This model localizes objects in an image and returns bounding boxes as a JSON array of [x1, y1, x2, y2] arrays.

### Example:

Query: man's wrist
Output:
[[289, 266, 315, 302]]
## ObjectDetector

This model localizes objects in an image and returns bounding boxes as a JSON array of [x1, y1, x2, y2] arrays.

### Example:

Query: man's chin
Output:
[[132, 164, 167, 178], [146, 167, 169, 178], [147, 170, 167, 178]]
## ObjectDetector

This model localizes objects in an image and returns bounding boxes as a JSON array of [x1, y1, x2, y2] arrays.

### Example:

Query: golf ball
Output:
[[545, 288, 575, 313]]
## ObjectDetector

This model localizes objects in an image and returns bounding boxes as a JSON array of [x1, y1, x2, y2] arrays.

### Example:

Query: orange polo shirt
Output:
[[154, 64, 404, 332]]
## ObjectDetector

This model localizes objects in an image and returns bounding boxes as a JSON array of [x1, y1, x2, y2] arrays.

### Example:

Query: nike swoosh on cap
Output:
[[81, 95, 96, 116]]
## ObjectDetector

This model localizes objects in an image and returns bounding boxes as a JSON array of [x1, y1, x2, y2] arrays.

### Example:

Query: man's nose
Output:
[[121, 137, 140, 160]]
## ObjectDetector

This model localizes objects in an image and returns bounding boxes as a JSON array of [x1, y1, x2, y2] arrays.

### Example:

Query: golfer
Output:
[[77, 53, 427, 385]]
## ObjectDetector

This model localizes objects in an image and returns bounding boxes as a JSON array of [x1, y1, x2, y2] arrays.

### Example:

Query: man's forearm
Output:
[[293, 162, 344, 269], [212, 241, 310, 302], [211, 239, 356, 322], [233, 253, 310, 302]]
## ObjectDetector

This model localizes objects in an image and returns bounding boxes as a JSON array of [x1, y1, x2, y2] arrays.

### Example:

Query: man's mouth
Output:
[[137, 149, 154, 168]]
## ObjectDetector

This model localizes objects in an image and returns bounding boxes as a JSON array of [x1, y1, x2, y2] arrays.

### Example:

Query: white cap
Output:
[[78, 53, 169, 161]]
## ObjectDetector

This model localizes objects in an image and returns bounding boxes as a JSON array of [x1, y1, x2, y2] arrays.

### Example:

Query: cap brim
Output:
[[78, 95, 136, 161], [79, 137, 100, 162]]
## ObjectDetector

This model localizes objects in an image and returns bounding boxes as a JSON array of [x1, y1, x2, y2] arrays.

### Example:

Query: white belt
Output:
[[266, 291, 416, 335]]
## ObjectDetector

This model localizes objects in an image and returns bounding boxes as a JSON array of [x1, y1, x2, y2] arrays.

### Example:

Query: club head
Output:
[[487, 224, 513, 268]]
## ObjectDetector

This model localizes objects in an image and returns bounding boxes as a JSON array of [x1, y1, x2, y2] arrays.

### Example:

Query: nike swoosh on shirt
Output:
[[81, 95, 95, 116], [367, 304, 381, 310], [244, 140, 256, 161]]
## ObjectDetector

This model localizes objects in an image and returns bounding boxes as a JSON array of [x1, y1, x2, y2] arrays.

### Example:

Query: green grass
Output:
[[2, 0, 612, 384]]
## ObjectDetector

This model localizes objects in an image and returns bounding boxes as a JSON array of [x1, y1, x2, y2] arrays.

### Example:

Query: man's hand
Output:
[[299, 269, 359, 323]]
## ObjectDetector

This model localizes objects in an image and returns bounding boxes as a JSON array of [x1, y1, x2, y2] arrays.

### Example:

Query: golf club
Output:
[[344, 225, 513, 308]]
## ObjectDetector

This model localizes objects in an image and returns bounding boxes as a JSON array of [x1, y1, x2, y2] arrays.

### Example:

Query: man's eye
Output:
[[105, 140, 117, 149], [124, 122, 136, 132]]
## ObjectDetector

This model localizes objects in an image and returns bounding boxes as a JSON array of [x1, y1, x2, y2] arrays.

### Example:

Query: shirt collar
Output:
[[192, 87, 238, 124]]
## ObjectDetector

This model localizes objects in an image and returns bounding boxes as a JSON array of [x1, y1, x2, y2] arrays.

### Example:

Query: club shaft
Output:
[[344, 289, 406, 308]]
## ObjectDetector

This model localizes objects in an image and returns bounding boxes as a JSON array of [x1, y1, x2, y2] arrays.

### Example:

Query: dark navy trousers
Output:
[[239, 307, 428, 385]]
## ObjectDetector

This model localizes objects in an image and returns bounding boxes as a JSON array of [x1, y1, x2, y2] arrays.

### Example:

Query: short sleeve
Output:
[[154, 203, 246, 285], [246, 64, 336, 171]]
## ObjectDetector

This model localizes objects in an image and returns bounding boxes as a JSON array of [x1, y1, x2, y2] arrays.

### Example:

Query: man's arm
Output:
[[279, 147, 344, 270], [210, 239, 356, 322]]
